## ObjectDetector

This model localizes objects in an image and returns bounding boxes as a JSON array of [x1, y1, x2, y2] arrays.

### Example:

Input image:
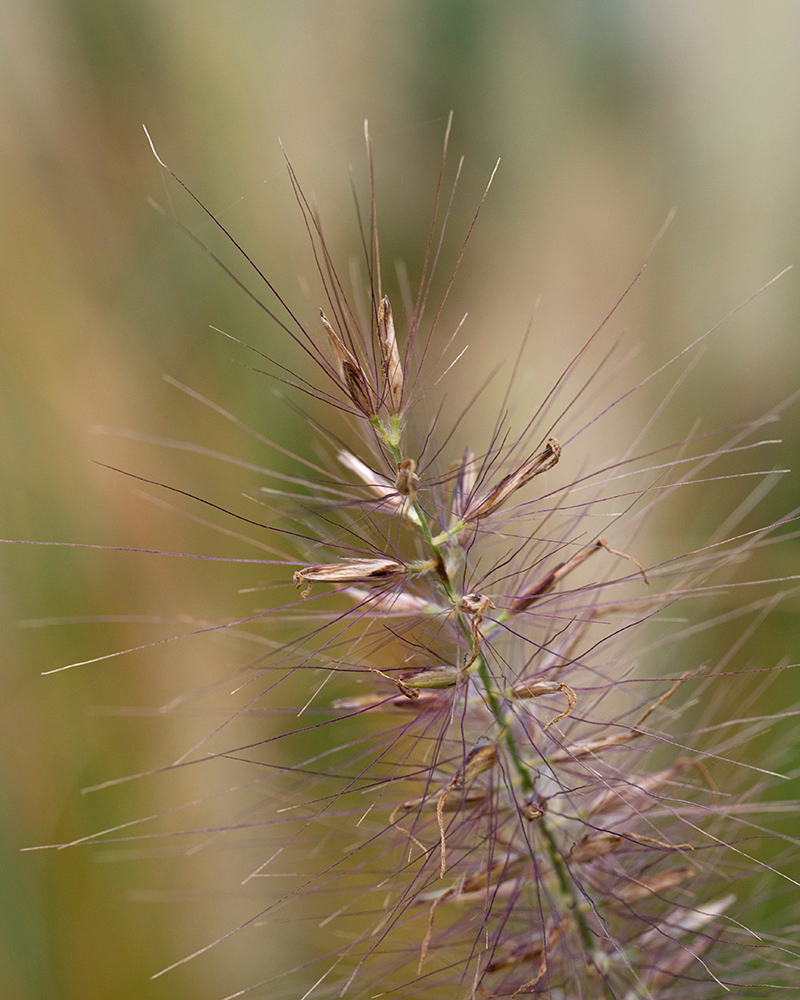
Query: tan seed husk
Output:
[[400, 666, 459, 689], [435, 743, 498, 878], [464, 437, 561, 522], [320, 309, 374, 416], [395, 458, 419, 499], [611, 866, 695, 907], [377, 295, 403, 413], [293, 557, 406, 597], [569, 832, 623, 863]]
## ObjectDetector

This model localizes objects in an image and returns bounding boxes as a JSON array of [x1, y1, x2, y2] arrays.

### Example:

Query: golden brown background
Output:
[[2, 2, 799, 998]]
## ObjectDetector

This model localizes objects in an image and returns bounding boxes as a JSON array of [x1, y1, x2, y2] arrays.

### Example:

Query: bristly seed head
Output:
[[134, 122, 797, 1000]]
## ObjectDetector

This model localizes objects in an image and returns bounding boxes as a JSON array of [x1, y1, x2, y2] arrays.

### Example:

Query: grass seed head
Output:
[[85, 121, 800, 1000]]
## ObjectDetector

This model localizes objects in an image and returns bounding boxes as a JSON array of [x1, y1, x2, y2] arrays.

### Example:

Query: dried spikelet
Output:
[[392, 786, 486, 816], [400, 665, 459, 689], [609, 866, 695, 908], [463, 436, 561, 522], [569, 831, 624, 863], [377, 294, 403, 413], [344, 586, 434, 614], [510, 677, 577, 730], [509, 538, 604, 613], [332, 690, 446, 712], [521, 791, 548, 821], [293, 557, 406, 597], [437, 742, 498, 876], [320, 309, 374, 416], [338, 450, 422, 524], [447, 447, 477, 528]]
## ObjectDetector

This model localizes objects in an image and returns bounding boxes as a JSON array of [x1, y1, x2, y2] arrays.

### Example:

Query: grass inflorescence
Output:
[[38, 118, 800, 999]]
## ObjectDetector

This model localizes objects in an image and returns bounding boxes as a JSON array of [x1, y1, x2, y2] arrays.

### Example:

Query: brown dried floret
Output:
[[510, 677, 577, 731], [394, 458, 419, 499], [610, 866, 695, 908], [320, 309, 374, 416], [569, 831, 624, 863], [437, 742, 498, 876], [293, 557, 406, 597], [463, 437, 561, 522], [377, 295, 403, 413], [457, 593, 496, 674]]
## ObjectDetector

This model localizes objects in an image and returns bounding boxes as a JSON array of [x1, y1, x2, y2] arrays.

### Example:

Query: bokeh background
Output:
[[2, 2, 799, 998]]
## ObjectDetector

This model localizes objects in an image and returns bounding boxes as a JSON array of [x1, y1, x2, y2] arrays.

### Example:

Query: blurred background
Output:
[[2, 2, 799, 998]]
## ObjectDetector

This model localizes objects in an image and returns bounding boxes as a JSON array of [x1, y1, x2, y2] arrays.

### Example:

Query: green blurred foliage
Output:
[[1, 1, 799, 997]]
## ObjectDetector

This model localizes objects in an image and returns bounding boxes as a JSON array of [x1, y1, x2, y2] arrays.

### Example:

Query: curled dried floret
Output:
[[457, 593, 495, 674], [457, 592, 496, 616], [438, 742, 498, 876], [510, 677, 577, 731], [522, 790, 548, 821], [394, 457, 419, 499]]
